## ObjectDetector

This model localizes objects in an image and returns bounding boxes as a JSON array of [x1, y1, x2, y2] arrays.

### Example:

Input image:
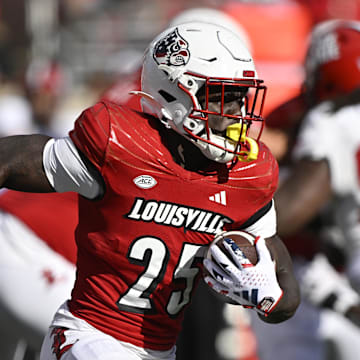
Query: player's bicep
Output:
[[0, 134, 54, 192], [43, 137, 105, 199]]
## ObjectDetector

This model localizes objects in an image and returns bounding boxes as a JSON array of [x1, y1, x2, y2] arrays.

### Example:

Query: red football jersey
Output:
[[0, 190, 78, 264], [68, 101, 278, 350]]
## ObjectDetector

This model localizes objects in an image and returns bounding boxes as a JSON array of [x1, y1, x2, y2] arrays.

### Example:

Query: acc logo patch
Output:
[[133, 175, 157, 189], [153, 28, 190, 67]]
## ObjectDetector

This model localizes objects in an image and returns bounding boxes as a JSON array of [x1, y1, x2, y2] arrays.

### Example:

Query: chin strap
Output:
[[226, 123, 259, 161]]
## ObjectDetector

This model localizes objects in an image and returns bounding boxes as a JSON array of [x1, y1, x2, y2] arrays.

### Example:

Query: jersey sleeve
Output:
[[293, 102, 360, 198], [242, 200, 277, 238], [69, 101, 111, 172], [43, 137, 104, 199]]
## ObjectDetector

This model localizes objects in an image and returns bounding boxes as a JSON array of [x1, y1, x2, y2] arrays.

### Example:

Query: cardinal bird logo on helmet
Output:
[[153, 28, 190, 66]]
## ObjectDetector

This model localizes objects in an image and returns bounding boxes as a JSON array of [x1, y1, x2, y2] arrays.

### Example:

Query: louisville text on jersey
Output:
[[126, 197, 233, 234]]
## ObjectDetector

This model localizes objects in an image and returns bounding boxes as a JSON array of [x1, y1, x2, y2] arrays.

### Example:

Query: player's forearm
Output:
[[260, 269, 300, 323], [260, 236, 300, 323], [0, 135, 54, 192]]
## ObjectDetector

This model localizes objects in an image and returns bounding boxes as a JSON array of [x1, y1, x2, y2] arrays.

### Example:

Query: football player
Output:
[[0, 9, 258, 360], [0, 22, 299, 360], [276, 19, 360, 301], [252, 19, 360, 360], [101, 8, 266, 360]]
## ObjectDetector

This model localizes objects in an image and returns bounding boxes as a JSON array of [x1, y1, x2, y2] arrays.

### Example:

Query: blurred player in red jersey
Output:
[[252, 19, 360, 360], [0, 22, 299, 360], [276, 19, 360, 303]]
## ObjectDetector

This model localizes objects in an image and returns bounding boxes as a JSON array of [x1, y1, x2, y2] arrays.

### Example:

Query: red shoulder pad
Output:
[[69, 102, 111, 171]]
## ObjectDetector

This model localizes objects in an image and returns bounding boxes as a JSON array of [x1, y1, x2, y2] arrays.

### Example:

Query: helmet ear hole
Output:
[[158, 90, 177, 103], [188, 121, 197, 129], [196, 84, 206, 108], [197, 84, 206, 96]]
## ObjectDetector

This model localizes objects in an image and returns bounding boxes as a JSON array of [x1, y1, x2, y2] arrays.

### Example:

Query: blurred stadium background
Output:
[[1, 0, 360, 135]]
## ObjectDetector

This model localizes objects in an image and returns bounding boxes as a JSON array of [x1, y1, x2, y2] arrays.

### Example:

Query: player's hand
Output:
[[203, 236, 283, 316], [302, 254, 360, 314]]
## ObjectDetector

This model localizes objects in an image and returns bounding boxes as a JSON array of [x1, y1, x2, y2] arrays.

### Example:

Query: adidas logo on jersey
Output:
[[209, 191, 227, 206]]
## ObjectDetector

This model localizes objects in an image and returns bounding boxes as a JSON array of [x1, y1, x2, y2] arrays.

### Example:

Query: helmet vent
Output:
[[198, 57, 217, 62], [158, 89, 177, 103]]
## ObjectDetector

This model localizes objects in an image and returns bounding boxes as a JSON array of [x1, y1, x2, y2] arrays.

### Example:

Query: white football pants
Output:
[[0, 210, 76, 357], [40, 302, 177, 360]]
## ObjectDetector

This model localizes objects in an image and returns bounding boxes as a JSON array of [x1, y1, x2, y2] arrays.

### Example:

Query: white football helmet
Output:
[[138, 22, 266, 163]]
